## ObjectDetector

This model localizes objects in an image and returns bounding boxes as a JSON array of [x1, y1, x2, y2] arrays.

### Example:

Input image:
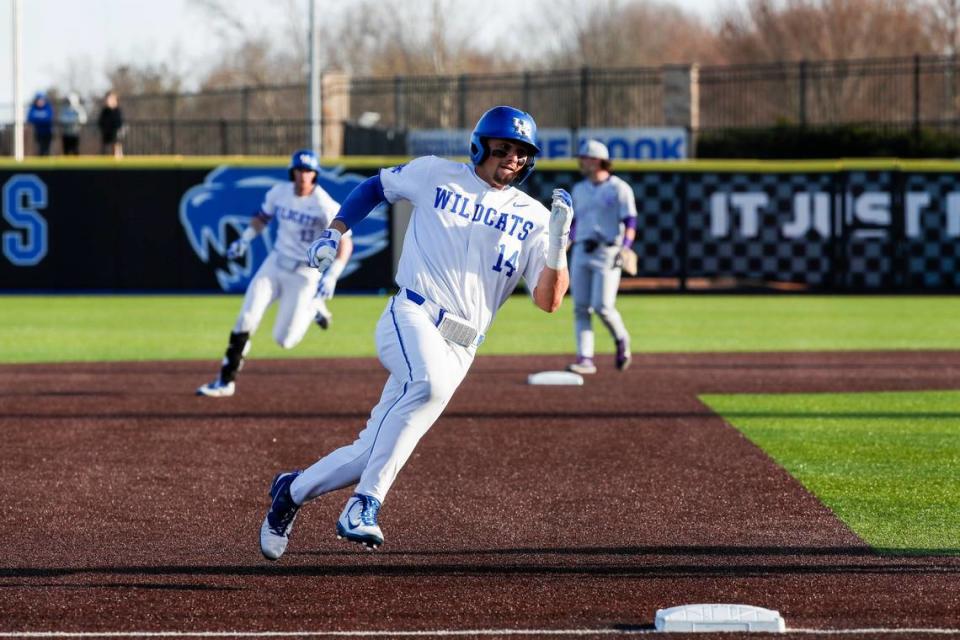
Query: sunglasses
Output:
[[490, 143, 531, 163]]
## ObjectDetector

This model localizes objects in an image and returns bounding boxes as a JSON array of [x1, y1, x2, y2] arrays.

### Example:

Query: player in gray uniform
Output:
[[567, 140, 637, 374], [257, 106, 573, 558], [196, 149, 353, 398]]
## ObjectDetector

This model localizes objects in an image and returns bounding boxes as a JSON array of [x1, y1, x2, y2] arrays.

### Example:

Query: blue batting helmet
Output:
[[288, 149, 319, 182], [469, 106, 541, 185]]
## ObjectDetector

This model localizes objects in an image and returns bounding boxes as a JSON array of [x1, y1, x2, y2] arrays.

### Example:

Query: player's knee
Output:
[[407, 376, 455, 409], [235, 313, 258, 334], [595, 306, 614, 321], [274, 331, 302, 350]]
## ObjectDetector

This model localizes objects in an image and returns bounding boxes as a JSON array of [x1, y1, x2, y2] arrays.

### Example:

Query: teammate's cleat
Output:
[[259, 470, 302, 560], [314, 308, 332, 330], [567, 357, 597, 375], [336, 494, 384, 549], [196, 378, 236, 397], [615, 338, 632, 371]]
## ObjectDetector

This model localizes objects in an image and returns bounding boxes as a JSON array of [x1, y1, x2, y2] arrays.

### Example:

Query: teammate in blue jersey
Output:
[[258, 106, 574, 558], [567, 140, 637, 374]]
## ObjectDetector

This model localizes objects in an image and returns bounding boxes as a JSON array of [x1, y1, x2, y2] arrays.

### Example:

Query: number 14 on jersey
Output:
[[492, 243, 518, 278]]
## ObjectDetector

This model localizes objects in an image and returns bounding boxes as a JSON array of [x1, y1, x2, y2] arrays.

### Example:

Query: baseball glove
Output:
[[618, 247, 638, 276]]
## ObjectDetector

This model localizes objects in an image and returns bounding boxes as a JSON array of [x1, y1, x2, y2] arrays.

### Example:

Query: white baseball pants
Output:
[[234, 252, 323, 349], [571, 244, 629, 358], [292, 292, 476, 505]]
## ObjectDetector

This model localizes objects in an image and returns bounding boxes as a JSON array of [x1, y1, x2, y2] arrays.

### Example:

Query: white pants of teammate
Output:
[[234, 252, 326, 349], [571, 243, 629, 358], [291, 292, 476, 505]]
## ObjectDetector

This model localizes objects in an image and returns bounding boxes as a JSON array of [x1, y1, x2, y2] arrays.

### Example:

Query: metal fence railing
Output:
[[4, 53, 960, 156]]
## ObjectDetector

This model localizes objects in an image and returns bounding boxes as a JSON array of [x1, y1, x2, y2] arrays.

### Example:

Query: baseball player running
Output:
[[258, 105, 573, 558], [196, 149, 354, 398], [566, 139, 637, 375]]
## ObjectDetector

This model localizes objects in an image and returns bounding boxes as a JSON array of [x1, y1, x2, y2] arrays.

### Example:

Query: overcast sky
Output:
[[0, 0, 733, 120]]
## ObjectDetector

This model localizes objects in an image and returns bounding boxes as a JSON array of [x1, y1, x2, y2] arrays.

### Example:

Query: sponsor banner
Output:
[[407, 127, 688, 160], [406, 129, 471, 157], [573, 128, 688, 160]]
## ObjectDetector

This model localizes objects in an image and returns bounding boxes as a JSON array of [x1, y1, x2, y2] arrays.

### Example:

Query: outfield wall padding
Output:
[[1, 158, 957, 292]]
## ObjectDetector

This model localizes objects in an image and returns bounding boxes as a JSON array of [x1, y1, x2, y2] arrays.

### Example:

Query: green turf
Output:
[[1, 293, 959, 363], [700, 390, 960, 555]]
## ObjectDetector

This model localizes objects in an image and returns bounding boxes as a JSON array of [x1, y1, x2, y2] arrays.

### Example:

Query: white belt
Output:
[[400, 288, 484, 348]]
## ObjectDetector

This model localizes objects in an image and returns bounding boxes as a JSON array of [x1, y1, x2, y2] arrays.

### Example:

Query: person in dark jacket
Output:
[[97, 90, 125, 158]]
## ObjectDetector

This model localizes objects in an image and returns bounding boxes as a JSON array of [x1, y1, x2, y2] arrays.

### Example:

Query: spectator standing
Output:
[[27, 92, 54, 156], [97, 90, 125, 158], [59, 93, 87, 155]]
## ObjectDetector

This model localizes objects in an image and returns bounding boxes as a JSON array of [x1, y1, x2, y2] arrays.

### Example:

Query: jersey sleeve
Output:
[[570, 182, 585, 220], [618, 179, 638, 221], [379, 156, 440, 204], [256, 184, 280, 222], [316, 186, 351, 236]]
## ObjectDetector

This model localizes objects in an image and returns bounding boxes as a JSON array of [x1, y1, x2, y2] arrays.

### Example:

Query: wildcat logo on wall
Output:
[[179, 165, 388, 292]]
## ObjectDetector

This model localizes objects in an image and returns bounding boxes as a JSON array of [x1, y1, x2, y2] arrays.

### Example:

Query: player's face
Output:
[[292, 168, 316, 196], [477, 138, 533, 189], [578, 156, 602, 177]]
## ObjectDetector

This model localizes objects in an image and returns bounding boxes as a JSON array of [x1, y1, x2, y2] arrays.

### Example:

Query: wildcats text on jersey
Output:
[[433, 187, 535, 240], [262, 205, 326, 228]]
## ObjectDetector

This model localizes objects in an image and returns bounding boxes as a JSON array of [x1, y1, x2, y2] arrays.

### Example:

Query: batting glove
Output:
[[546, 188, 573, 269], [307, 228, 341, 272], [227, 238, 248, 260]]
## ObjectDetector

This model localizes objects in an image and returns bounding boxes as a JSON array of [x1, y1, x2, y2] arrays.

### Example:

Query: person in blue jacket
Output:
[[27, 92, 54, 156]]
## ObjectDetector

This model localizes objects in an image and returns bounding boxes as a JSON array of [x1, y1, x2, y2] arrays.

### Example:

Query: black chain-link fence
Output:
[[4, 53, 960, 156]]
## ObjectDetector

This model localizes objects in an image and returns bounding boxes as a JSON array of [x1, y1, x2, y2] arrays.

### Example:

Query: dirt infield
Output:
[[1, 351, 959, 637]]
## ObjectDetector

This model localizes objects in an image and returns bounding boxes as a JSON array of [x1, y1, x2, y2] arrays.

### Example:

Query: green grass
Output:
[[1, 294, 959, 363], [700, 390, 960, 554]]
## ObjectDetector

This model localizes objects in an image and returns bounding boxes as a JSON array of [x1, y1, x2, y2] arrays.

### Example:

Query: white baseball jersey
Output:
[[379, 155, 552, 335], [571, 174, 637, 245], [257, 182, 341, 262], [292, 155, 555, 506], [233, 182, 342, 350]]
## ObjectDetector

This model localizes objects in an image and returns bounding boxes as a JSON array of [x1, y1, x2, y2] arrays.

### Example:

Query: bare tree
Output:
[[536, 0, 717, 68], [715, 0, 937, 63], [924, 0, 960, 55], [320, 0, 507, 76]]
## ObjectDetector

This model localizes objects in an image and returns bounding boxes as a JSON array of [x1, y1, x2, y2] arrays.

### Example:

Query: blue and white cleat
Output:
[[336, 494, 384, 550], [196, 378, 235, 397], [259, 470, 302, 561]]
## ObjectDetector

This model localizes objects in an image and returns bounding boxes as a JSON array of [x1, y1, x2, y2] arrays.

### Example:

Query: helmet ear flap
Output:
[[470, 137, 489, 166]]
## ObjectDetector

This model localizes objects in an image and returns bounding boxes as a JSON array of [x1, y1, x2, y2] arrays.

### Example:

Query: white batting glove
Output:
[[307, 228, 341, 272], [546, 188, 573, 269], [317, 274, 337, 300], [227, 238, 248, 260]]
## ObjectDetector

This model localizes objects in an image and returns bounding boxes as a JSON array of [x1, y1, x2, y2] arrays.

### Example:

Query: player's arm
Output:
[[532, 189, 573, 313], [308, 174, 385, 272], [532, 264, 569, 313], [623, 216, 637, 248], [620, 182, 638, 249], [227, 216, 267, 259], [316, 232, 354, 300]]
